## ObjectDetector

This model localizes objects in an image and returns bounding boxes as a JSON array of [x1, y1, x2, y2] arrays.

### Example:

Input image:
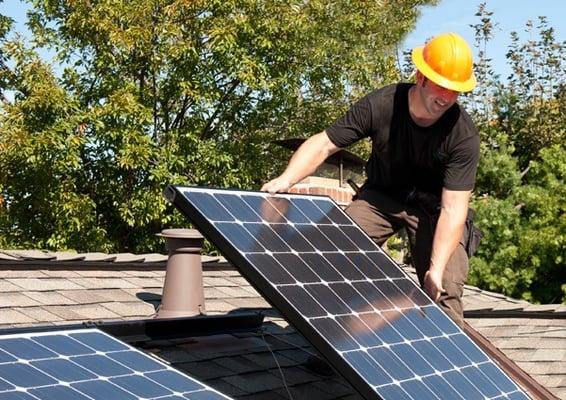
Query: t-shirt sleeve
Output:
[[326, 94, 374, 148], [444, 133, 480, 191]]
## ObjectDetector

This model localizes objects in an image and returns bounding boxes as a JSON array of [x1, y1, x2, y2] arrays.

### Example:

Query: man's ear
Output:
[[415, 70, 425, 86]]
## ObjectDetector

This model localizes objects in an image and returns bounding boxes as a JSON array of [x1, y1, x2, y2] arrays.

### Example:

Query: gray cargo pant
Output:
[[345, 188, 469, 326]]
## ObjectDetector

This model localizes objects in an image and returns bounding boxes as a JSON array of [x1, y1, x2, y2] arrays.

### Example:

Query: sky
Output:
[[1, 0, 565, 81], [402, 0, 566, 81], [0, 1, 27, 36]]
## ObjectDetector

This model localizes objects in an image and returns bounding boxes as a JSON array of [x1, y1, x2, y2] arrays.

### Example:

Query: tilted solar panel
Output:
[[166, 185, 531, 400], [0, 328, 232, 400]]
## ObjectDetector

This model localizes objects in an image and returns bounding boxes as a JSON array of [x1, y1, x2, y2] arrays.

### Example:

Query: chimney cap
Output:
[[158, 228, 204, 239]]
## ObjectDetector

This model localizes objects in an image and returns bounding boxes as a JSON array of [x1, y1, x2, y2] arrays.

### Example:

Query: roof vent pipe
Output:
[[155, 229, 206, 318]]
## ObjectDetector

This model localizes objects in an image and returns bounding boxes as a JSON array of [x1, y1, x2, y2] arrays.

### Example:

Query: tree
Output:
[[495, 17, 565, 168], [470, 145, 565, 303], [466, 5, 565, 304], [0, 0, 435, 251]]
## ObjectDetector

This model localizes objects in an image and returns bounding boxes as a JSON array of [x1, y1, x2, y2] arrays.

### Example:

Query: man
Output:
[[261, 32, 479, 326]]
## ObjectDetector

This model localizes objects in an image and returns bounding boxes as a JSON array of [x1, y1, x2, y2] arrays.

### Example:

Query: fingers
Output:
[[423, 270, 445, 302], [260, 181, 280, 194], [260, 182, 273, 193], [260, 178, 292, 194], [426, 284, 441, 302]]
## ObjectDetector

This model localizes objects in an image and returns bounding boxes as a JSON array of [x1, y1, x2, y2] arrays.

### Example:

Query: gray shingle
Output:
[[205, 300, 239, 313], [0, 280, 32, 292], [111, 253, 147, 263], [58, 290, 108, 304], [178, 360, 235, 380], [36, 270, 81, 278], [72, 304, 121, 319], [222, 371, 283, 393], [204, 277, 238, 287], [516, 361, 566, 375], [203, 379, 248, 397], [214, 355, 265, 374], [80, 253, 116, 262], [0, 308, 36, 324], [137, 253, 168, 263], [274, 382, 343, 400], [87, 288, 141, 302], [42, 305, 88, 320], [0, 252, 564, 399], [153, 347, 201, 363], [23, 291, 77, 305], [123, 277, 164, 288], [1, 270, 48, 278], [7, 278, 84, 291], [0, 292, 41, 308], [74, 270, 127, 277], [532, 349, 566, 362], [1, 250, 55, 260], [313, 379, 359, 398], [227, 297, 271, 309], [47, 252, 86, 261], [123, 269, 164, 277], [67, 277, 137, 289], [16, 307, 64, 323], [101, 301, 156, 317], [237, 390, 289, 400], [180, 335, 267, 357], [268, 366, 319, 386], [242, 352, 299, 370], [0, 252, 19, 261], [204, 287, 228, 299], [217, 286, 258, 299]]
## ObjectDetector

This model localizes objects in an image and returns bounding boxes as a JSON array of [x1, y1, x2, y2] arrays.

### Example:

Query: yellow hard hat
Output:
[[412, 33, 476, 92]]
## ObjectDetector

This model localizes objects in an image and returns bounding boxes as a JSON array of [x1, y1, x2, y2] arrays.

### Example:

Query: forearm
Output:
[[429, 189, 470, 275], [430, 210, 465, 275], [279, 131, 339, 185], [262, 131, 340, 193]]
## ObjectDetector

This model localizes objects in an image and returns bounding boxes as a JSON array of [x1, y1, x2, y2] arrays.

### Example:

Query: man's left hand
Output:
[[423, 269, 446, 302]]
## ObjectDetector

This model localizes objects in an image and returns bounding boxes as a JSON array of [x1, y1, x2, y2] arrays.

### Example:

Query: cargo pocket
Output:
[[461, 208, 483, 258]]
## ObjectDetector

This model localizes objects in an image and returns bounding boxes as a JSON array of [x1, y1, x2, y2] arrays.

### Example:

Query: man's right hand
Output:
[[260, 177, 293, 194], [260, 131, 341, 195]]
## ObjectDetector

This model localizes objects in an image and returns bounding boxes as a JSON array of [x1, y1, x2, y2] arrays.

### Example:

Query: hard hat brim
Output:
[[412, 46, 477, 92]]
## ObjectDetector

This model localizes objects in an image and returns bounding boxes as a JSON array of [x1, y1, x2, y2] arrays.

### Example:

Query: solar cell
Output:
[[0, 328, 233, 400], [166, 185, 531, 400]]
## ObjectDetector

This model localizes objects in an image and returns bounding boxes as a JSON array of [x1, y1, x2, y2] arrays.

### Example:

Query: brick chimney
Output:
[[288, 176, 355, 207]]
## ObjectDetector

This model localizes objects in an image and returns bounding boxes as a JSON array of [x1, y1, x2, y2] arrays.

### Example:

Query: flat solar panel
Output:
[[166, 185, 531, 400], [0, 328, 232, 400]]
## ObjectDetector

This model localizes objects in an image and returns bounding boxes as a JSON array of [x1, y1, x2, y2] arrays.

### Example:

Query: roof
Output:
[[0, 250, 564, 399]]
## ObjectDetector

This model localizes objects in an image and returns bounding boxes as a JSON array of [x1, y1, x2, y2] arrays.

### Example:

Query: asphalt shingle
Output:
[[58, 289, 109, 304], [222, 371, 284, 393], [0, 292, 42, 307], [0, 255, 563, 399], [0, 308, 36, 325], [68, 277, 137, 289], [1, 269, 48, 278], [101, 301, 156, 317], [178, 360, 235, 380], [16, 307, 64, 324], [123, 277, 164, 288], [7, 278, 84, 291], [36, 269, 81, 278], [23, 291, 77, 305]]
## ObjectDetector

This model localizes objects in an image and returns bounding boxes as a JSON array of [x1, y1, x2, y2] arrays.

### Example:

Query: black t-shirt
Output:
[[326, 83, 480, 197]]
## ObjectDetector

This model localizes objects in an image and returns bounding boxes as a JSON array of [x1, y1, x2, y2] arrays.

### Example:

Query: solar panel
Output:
[[166, 185, 531, 400], [0, 328, 232, 400]]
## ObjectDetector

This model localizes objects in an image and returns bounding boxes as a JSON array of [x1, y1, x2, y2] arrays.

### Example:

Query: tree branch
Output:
[[199, 78, 240, 140], [171, 94, 191, 131]]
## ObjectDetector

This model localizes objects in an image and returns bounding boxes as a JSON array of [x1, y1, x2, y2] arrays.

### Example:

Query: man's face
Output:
[[416, 74, 460, 119]]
